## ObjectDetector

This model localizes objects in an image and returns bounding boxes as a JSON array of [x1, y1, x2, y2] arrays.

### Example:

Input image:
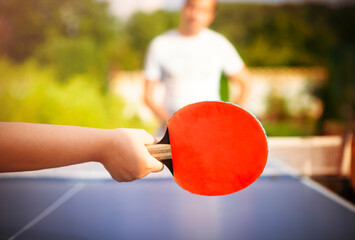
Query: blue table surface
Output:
[[1, 176, 355, 240]]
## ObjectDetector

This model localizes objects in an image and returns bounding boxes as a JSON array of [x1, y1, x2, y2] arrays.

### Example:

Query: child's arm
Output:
[[0, 122, 163, 182]]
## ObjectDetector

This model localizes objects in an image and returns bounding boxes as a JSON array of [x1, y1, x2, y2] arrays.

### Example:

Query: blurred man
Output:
[[144, 0, 249, 134]]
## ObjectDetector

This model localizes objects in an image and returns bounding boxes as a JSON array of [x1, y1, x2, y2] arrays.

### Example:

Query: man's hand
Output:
[[228, 66, 251, 107], [144, 79, 171, 124]]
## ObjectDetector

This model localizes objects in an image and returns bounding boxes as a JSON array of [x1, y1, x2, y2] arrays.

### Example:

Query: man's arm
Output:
[[227, 66, 251, 107], [0, 122, 163, 182], [144, 79, 171, 124]]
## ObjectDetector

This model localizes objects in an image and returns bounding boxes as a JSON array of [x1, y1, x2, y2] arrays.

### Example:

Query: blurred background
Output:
[[0, 0, 354, 200]]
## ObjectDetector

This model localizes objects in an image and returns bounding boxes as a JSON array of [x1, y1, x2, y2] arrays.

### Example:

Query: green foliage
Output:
[[262, 120, 317, 137], [0, 0, 125, 89], [211, 4, 345, 67], [0, 0, 119, 60], [0, 59, 154, 130], [0, 0, 60, 61], [317, 45, 355, 130], [36, 35, 103, 82]]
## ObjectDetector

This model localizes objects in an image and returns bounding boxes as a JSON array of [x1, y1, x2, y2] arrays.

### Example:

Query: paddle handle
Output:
[[147, 144, 172, 160]]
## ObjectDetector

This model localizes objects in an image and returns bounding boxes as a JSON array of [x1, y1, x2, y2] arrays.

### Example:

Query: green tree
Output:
[[125, 10, 179, 68], [0, 0, 125, 89], [211, 4, 340, 66], [0, 0, 62, 61]]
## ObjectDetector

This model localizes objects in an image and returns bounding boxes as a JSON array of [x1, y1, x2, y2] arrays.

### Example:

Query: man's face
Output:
[[180, 0, 216, 35]]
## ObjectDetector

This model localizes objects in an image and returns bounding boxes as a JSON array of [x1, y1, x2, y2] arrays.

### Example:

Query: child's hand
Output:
[[100, 129, 163, 182], [0, 122, 162, 182]]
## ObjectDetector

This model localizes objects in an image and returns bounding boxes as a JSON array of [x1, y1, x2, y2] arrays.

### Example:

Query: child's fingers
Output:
[[147, 154, 164, 173], [138, 130, 155, 145], [135, 129, 164, 172]]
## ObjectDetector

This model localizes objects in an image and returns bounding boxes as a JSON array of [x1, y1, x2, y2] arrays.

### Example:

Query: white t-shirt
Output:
[[144, 28, 244, 113]]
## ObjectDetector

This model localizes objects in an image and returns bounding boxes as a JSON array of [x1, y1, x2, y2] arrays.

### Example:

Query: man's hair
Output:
[[184, 0, 219, 13]]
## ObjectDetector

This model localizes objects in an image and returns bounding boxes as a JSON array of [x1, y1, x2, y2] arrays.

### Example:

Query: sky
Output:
[[103, 0, 353, 19]]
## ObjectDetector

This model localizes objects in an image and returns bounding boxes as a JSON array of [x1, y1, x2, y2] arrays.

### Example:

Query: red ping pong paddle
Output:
[[147, 101, 268, 196]]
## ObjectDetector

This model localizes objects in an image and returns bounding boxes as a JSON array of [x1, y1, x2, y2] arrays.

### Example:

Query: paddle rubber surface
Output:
[[168, 101, 268, 196]]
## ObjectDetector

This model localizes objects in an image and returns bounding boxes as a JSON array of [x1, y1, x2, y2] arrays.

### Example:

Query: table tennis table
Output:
[[1, 159, 355, 240]]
